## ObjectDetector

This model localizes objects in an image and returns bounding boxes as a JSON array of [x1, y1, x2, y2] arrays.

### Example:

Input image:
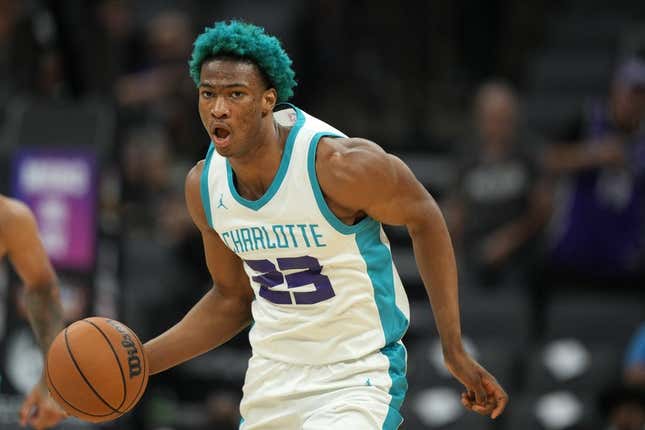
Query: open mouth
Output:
[[214, 128, 230, 139], [212, 126, 231, 147]]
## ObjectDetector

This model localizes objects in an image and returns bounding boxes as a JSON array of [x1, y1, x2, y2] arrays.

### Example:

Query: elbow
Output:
[[212, 287, 253, 324], [406, 199, 446, 239]]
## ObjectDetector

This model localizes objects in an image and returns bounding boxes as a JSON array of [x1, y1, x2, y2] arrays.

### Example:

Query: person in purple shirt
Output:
[[544, 56, 645, 285]]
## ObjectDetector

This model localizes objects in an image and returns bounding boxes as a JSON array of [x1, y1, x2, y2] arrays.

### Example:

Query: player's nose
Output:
[[210, 97, 230, 119]]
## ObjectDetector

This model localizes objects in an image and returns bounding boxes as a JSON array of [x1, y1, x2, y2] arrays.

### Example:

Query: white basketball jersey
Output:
[[201, 104, 409, 365]]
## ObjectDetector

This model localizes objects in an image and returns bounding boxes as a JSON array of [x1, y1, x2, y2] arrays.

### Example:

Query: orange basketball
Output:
[[45, 317, 149, 423]]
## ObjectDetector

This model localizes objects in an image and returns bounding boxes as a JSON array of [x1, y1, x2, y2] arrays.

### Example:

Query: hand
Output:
[[444, 350, 508, 419], [19, 380, 68, 430], [592, 136, 625, 167], [479, 233, 514, 267]]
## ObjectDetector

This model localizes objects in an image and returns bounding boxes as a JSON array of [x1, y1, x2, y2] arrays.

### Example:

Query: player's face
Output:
[[197, 58, 276, 157]]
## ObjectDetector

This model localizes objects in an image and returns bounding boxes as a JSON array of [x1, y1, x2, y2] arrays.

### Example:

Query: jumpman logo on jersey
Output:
[[217, 194, 228, 209]]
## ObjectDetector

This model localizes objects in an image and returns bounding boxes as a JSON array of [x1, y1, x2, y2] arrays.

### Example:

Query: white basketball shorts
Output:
[[239, 342, 407, 430]]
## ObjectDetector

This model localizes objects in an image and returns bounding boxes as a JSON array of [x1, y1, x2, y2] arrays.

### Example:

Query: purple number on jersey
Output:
[[244, 256, 335, 305], [244, 259, 290, 304]]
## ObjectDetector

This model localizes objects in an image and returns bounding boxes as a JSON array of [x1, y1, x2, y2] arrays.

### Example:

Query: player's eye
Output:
[[231, 91, 244, 99], [200, 90, 213, 99]]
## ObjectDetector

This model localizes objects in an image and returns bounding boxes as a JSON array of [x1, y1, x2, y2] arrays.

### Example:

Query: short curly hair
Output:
[[189, 20, 297, 102]]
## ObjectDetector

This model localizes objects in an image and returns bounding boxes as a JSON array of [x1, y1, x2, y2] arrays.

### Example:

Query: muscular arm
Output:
[[317, 138, 463, 354], [144, 163, 254, 375], [0, 198, 63, 356], [316, 138, 507, 418]]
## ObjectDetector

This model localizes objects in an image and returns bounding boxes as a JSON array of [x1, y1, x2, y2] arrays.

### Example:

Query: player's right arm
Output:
[[144, 162, 254, 375]]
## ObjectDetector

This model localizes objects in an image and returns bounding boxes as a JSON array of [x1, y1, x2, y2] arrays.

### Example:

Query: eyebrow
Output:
[[199, 82, 249, 89]]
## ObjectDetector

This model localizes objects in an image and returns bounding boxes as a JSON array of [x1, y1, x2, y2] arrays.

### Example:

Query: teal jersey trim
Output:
[[238, 417, 244, 429], [355, 221, 409, 428], [307, 132, 376, 235], [355, 219, 409, 344], [201, 143, 215, 228], [381, 343, 407, 429], [226, 104, 305, 211]]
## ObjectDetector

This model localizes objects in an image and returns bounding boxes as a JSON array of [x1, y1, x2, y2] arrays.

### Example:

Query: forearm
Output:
[[409, 206, 464, 357], [24, 283, 64, 356], [487, 215, 540, 254], [544, 143, 616, 173], [144, 288, 252, 375]]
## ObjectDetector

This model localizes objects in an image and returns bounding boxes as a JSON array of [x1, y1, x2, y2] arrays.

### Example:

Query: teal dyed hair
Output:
[[189, 20, 297, 102]]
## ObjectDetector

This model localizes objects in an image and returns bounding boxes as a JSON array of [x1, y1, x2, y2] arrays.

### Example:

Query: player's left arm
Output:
[[316, 137, 508, 419], [0, 199, 67, 428]]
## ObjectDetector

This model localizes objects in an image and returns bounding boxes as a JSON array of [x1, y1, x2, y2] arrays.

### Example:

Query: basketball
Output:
[[45, 317, 149, 423]]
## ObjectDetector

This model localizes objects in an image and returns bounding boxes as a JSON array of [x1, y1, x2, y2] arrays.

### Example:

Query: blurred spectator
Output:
[[625, 323, 645, 386], [114, 9, 205, 161], [598, 383, 645, 430], [35, 49, 68, 99], [114, 10, 193, 107], [202, 391, 240, 430], [84, 0, 144, 96], [447, 81, 550, 287], [544, 56, 645, 286], [121, 125, 189, 238], [0, 0, 59, 101]]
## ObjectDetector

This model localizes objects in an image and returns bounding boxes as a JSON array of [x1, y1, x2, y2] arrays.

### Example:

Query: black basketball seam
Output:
[[47, 328, 117, 418], [121, 324, 148, 411], [64, 325, 122, 413], [83, 319, 128, 411]]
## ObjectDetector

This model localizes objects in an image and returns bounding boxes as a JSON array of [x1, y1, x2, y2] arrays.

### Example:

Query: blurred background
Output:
[[0, 0, 644, 429]]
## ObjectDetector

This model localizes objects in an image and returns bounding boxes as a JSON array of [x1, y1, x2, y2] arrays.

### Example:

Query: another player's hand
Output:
[[19, 380, 68, 430], [479, 233, 514, 267], [444, 349, 508, 419]]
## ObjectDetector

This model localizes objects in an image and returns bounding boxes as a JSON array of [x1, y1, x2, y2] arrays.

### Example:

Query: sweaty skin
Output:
[[0, 196, 67, 430], [144, 58, 508, 419]]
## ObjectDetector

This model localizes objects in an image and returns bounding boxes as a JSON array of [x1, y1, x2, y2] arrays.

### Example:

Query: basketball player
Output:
[[0, 195, 67, 429], [144, 21, 508, 429]]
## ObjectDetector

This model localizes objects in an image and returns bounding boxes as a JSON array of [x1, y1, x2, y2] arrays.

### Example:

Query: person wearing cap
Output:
[[543, 56, 645, 285]]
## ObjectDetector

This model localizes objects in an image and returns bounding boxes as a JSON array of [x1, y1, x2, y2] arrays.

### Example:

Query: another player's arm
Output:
[[144, 162, 254, 375], [316, 138, 508, 419], [0, 199, 63, 358], [0, 197, 68, 429]]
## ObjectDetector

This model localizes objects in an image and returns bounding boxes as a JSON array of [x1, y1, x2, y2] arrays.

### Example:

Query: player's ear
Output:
[[262, 88, 277, 116]]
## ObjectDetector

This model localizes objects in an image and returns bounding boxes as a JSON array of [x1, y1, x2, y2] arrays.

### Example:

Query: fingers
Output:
[[28, 407, 65, 430], [461, 391, 495, 415], [19, 396, 36, 427], [461, 376, 509, 419], [471, 378, 488, 406], [482, 377, 509, 419]]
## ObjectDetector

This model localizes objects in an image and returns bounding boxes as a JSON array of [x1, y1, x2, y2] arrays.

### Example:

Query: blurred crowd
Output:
[[0, 1, 644, 429]]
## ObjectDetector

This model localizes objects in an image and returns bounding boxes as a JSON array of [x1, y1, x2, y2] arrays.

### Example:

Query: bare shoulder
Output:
[[314, 137, 403, 217], [314, 137, 430, 225], [0, 196, 35, 232], [185, 160, 205, 192], [185, 160, 209, 230], [0, 196, 40, 254], [315, 137, 393, 185], [316, 137, 386, 166]]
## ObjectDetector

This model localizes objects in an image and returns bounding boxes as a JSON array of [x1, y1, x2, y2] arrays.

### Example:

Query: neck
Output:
[[229, 117, 288, 200]]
